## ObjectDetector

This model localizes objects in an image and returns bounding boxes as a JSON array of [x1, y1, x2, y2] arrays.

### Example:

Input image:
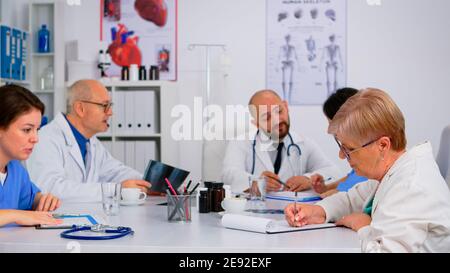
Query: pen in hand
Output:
[[294, 191, 298, 226], [264, 174, 291, 190]]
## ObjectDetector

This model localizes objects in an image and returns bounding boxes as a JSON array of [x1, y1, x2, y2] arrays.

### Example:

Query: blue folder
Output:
[[21, 31, 27, 80], [1, 25, 12, 79], [12, 28, 22, 80]]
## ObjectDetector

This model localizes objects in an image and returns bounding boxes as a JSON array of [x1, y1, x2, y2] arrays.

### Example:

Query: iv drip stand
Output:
[[188, 44, 227, 107], [188, 44, 227, 180]]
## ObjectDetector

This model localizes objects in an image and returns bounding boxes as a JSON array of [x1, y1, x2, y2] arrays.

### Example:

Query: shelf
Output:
[[34, 89, 54, 93], [97, 135, 112, 139], [0, 78, 31, 85], [97, 134, 161, 138], [66, 80, 173, 88], [103, 80, 168, 87], [32, 1, 55, 6], [106, 80, 173, 88], [32, 52, 54, 57], [29, 0, 63, 122], [63, 75, 176, 169], [116, 134, 161, 138]]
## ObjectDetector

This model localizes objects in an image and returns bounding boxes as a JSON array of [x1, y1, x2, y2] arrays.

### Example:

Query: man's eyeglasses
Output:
[[334, 136, 379, 160], [80, 100, 113, 113]]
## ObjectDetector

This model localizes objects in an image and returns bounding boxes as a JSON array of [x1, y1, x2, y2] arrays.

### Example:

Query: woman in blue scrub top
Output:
[[0, 85, 62, 227], [311, 88, 368, 198]]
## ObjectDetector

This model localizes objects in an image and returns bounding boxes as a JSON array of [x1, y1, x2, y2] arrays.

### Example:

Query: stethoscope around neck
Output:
[[251, 130, 302, 175]]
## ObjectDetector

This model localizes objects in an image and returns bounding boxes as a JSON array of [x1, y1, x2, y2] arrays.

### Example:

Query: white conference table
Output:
[[0, 197, 361, 253]]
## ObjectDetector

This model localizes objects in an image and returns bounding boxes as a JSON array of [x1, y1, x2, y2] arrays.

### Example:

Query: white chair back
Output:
[[436, 125, 450, 187]]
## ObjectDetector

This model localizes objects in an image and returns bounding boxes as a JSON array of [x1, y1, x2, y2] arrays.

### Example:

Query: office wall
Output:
[[63, 0, 101, 63], [60, 0, 450, 182], [0, 0, 28, 30]]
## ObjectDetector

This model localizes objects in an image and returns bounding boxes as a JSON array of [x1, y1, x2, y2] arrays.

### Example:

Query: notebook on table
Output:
[[266, 191, 322, 202], [221, 214, 336, 234]]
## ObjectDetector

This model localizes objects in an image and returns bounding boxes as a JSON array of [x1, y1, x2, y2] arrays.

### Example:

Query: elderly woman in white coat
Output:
[[284, 88, 450, 252]]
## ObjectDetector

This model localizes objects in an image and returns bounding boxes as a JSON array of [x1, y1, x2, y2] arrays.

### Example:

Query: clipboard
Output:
[[35, 214, 99, 230], [266, 191, 322, 202]]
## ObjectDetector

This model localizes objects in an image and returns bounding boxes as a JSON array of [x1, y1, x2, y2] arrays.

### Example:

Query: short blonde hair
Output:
[[328, 88, 407, 151]]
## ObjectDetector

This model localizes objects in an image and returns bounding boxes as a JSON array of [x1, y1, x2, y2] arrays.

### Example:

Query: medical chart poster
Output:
[[101, 0, 177, 81], [266, 0, 347, 105]]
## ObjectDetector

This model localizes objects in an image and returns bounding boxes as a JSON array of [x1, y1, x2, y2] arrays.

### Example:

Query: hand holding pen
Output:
[[262, 171, 288, 191], [311, 174, 332, 194], [285, 176, 314, 192], [285, 201, 305, 227], [284, 203, 327, 227]]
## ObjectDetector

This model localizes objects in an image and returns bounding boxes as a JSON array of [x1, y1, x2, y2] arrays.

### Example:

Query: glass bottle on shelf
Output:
[[40, 66, 54, 91], [38, 24, 50, 53]]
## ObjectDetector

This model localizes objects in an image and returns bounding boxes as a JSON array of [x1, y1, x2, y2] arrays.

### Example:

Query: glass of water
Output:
[[248, 176, 267, 201], [101, 182, 121, 216]]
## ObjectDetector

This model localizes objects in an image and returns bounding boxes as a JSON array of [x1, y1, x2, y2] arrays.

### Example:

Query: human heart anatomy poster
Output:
[[101, 0, 177, 80], [266, 0, 347, 105]]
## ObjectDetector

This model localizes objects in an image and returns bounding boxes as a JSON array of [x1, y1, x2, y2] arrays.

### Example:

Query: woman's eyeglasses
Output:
[[334, 137, 379, 160]]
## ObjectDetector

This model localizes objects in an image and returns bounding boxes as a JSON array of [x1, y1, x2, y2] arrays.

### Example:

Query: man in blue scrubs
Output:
[[311, 88, 368, 198]]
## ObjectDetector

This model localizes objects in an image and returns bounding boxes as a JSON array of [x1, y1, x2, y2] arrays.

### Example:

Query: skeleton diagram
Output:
[[305, 36, 316, 62], [321, 34, 344, 96], [277, 34, 299, 102]]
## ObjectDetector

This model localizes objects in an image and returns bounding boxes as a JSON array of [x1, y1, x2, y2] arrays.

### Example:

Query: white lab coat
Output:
[[221, 131, 340, 192], [26, 113, 142, 202], [317, 142, 450, 253]]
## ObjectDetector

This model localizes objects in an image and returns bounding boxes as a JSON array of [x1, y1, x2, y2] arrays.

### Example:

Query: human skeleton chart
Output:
[[267, 0, 347, 105]]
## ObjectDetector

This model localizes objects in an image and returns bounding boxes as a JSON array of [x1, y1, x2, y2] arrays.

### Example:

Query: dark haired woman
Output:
[[0, 85, 62, 227]]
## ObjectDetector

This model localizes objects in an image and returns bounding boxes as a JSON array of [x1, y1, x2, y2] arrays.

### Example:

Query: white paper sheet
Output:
[[222, 213, 336, 234], [267, 190, 318, 199]]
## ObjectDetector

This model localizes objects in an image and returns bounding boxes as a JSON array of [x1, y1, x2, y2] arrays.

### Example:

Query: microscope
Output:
[[98, 49, 112, 78]]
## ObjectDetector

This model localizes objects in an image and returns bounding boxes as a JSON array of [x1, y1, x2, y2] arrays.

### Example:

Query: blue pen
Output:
[[264, 175, 290, 190], [265, 195, 322, 202], [297, 196, 322, 202]]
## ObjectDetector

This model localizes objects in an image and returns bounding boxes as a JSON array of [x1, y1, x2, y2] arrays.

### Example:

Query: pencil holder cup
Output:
[[167, 195, 194, 222]]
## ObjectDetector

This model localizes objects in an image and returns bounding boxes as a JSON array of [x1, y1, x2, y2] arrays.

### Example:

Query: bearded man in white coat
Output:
[[221, 90, 339, 193]]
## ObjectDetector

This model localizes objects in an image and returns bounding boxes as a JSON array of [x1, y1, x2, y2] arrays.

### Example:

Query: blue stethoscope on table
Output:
[[60, 224, 134, 240], [251, 130, 302, 175]]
